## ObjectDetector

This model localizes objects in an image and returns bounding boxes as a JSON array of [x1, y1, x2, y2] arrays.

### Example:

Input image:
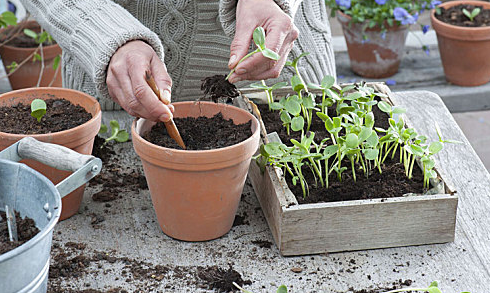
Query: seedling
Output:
[[99, 120, 129, 146], [249, 80, 288, 111], [383, 281, 470, 293], [226, 26, 280, 80], [31, 98, 46, 122], [462, 7, 480, 22], [233, 281, 287, 293]]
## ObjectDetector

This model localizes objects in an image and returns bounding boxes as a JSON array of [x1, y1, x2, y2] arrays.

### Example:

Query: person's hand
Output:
[[227, 0, 299, 83], [107, 40, 174, 122]]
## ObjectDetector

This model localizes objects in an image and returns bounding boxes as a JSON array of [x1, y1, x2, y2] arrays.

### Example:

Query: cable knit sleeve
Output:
[[19, 0, 164, 99], [219, 0, 303, 37]]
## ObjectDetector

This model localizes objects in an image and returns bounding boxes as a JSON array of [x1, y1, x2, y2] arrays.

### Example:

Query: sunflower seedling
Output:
[[462, 7, 480, 22], [226, 26, 280, 80], [383, 280, 470, 293], [99, 120, 129, 146], [249, 80, 288, 111], [31, 98, 46, 122]]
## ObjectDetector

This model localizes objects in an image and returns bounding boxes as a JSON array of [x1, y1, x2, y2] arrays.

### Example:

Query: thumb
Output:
[[229, 23, 254, 70]]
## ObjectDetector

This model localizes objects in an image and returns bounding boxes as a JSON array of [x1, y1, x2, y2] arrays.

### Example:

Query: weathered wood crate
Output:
[[236, 84, 458, 256]]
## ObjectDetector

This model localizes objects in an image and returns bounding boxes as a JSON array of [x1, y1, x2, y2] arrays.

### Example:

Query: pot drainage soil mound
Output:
[[0, 211, 39, 255], [143, 112, 252, 150], [435, 4, 490, 27], [201, 74, 239, 103], [0, 98, 92, 134]]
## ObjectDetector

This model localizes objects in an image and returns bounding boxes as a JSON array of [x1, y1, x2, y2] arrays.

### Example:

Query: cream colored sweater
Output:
[[19, 0, 335, 110]]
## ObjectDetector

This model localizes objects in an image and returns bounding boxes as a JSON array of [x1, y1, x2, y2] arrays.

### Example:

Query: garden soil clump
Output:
[[435, 4, 490, 27], [0, 99, 92, 134], [0, 211, 39, 254], [143, 112, 252, 150], [201, 74, 239, 103]]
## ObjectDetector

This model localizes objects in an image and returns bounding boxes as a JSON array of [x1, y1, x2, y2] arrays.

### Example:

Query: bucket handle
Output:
[[0, 137, 102, 198]]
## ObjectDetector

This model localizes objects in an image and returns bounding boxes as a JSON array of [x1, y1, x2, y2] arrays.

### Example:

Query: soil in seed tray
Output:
[[201, 74, 239, 103], [143, 112, 252, 150], [0, 98, 92, 134], [0, 211, 39, 255], [435, 4, 490, 27]]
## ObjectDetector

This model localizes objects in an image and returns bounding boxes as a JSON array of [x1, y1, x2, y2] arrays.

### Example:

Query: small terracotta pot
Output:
[[431, 1, 490, 86], [0, 88, 101, 220], [132, 101, 260, 241], [338, 12, 409, 78], [0, 21, 62, 89]]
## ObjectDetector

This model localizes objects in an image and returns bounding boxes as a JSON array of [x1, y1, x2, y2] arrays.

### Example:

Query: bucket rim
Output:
[[0, 159, 61, 262]]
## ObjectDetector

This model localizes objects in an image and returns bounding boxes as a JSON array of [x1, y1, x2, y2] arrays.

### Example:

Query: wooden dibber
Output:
[[144, 70, 186, 149]]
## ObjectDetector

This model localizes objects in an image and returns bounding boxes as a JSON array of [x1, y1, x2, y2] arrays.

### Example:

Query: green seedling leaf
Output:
[[285, 99, 301, 116], [316, 112, 329, 122], [38, 31, 48, 44], [6, 61, 18, 73], [363, 149, 379, 160], [253, 26, 266, 49], [53, 55, 61, 70], [365, 112, 375, 128], [291, 116, 304, 132], [33, 53, 42, 62], [429, 141, 443, 155], [110, 120, 120, 136], [271, 81, 288, 90], [23, 28, 38, 39], [31, 99, 47, 122], [341, 85, 356, 93], [280, 111, 291, 123], [308, 82, 322, 90], [303, 94, 315, 109], [249, 82, 268, 90], [276, 285, 287, 293], [366, 132, 379, 147], [291, 139, 306, 151], [115, 130, 129, 142], [378, 101, 392, 113], [291, 75, 305, 93], [321, 75, 335, 89], [435, 122, 443, 141], [262, 48, 279, 60], [0, 11, 17, 26], [358, 127, 372, 143], [345, 92, 363, 101], [270, 102, 284, 110], [99, 124, 108, 134], [345, 133, 359, 149]]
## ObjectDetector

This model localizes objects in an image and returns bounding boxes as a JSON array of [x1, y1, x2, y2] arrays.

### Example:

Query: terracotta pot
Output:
[[0, 21, 62, 89], [431, 1, 490, 86], [338, 12, 409, 78], [132, 101, 260, 241], [0, 87, 101, 220]]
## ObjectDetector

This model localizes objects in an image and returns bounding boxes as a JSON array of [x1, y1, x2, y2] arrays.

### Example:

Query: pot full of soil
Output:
[[337, 11, 409, 78], [0, 137, 101, 293], [0, 87, 101, 220], [132, 101, 260, 241], [431, 1, 490, 86], [0, 20, 62, 89]]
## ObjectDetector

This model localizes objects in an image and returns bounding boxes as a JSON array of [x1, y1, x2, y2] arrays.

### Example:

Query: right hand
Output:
[[106, 40, 174, 122]]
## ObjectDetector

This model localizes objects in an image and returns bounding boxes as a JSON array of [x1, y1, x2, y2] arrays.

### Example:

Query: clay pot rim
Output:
[[337, 10, 408, 32], [0, 87, 102, 139], [431, 0, 490, 40], [0, 20, 59, 51], [132, 101, 260, 155]]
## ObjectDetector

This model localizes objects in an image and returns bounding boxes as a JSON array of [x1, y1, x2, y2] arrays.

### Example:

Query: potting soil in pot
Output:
[[435, 4, 490, 27], [0, 211, 39, 254], [257, 98, 425, 205], [143, 112, 252, 150], [0, 99, 92, 134]]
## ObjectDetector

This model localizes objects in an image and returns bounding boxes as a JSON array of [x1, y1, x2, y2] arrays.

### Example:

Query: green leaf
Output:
[[345, 92, 363, 101], [291, 75, 305, 93], [427, 287, 442, 293], [363, 149, 379, 160], [249, 82, 268, 90], [33, 53, 42, 62], [366, 132, 379, 147], [23, 28, 38, 40], [109, 120, 120, 137], [303, 94, 315, 109], [345, 133, 359, 149], [323, 145, 338, 158], [316, 112, 329, 122], [31, 99, 47, 122], [291, 116, 304, 132], [264, 142, 284, 157], [1, 11, 17, 26], [307, 83, 322, 90], [252, 27, 266, 49], [262, 48, 280, 61], [410, 144, 425, 156], [277, 285, 288, 293], [392, 107, 406, 115], [429, 141, 443, 155], [99, 124, 108, 134], [270, 102, 284, 110], [280, 111, 291, 123], [53, 55, 61, 70], [271, 81, 288, 90], [365, 112, 375, 128], [358, 127, 372, 143], [435, 122, 443, 141], [38, 32, 48, 44], [285, 99, 301, 116], [115, 130, 129, 142], [377, 101, 392, 113], [321, 75, 335, 89]]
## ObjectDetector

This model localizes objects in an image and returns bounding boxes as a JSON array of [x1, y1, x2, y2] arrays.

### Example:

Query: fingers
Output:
[[229, 19, 255, 70], [150, 56, 174, 112]]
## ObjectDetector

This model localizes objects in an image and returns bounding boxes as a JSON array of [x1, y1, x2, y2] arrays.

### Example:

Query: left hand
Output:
[[227, 0, 299, 83]]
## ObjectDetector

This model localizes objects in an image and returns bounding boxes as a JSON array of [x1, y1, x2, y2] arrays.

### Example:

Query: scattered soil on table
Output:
[[435, 4, 490, 27], [346, 279, 415, 293], [143, 112, 252, 150], [90, 136, 148, 206], [201, 74, 239, 103], [0, 98, 92, 134], [251, 239, 273, 249], [48, 241, 251, 292], [232, 212, 250, 227], [0, 211, 39, 255]]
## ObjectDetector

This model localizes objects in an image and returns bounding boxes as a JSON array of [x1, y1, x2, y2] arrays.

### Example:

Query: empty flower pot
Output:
[[132, 101, 260, 241]]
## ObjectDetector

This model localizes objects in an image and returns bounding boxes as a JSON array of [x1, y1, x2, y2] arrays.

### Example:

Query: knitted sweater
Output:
[[19, 0, 335, 110]]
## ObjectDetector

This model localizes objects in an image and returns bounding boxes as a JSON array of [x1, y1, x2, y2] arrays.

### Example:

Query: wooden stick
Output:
[[144, 70, 186, 149]]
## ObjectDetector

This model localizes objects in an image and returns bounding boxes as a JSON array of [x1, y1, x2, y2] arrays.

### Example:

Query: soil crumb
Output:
[[201, 74, 239, 103]]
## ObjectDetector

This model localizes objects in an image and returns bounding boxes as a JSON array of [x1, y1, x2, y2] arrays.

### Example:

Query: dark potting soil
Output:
[[0, 98, 92, 134], [143, 112, 252, 150], [257, 99, 425, 204], [0, 211, 39, 255], [201, 74, 239, 103], [435, 4, 490, 27], [197, 265, 252, 293]]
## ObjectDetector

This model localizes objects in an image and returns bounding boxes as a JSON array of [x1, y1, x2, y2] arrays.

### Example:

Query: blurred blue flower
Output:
[[422, 45, 430, 56], [375, 0, 387, 5], [429, 0, 442, 9], [394, 7, 418, 25], [338, 75, 345, 79], [380, 31, 387, 39], [386, 79, 396, 86], [422, 25, 430, 34], [336, 0, 351, 9]]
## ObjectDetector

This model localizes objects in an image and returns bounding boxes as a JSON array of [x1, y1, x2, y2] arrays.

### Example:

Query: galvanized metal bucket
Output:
[[0, 137, 102, 293]]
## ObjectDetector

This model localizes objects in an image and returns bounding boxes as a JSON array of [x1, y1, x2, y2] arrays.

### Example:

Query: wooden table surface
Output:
[[52, 90, 489, 292]]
